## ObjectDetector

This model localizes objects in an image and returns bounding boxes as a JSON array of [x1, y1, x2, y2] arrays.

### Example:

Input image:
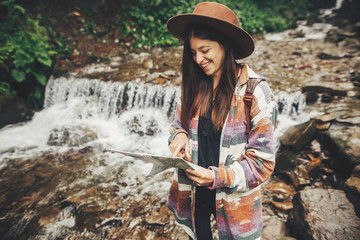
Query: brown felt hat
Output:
[[167, 2, 255, 59]]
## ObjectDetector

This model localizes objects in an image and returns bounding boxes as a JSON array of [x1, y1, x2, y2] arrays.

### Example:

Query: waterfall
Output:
[[320, 0, 345, 17], [44, 76, 180, 119], [276, 90, 306, 116], [45, 76, 305, 120]]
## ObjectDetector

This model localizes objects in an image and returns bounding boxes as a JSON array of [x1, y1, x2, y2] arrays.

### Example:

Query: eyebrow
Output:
[[191, 45, 211, 51]]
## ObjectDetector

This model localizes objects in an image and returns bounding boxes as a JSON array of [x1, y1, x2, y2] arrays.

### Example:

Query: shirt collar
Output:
[[237, 64, 262, 86]]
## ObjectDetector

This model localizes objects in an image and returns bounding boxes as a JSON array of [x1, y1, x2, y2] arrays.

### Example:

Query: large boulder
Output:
[[275, 150, 297, 173], [346, 165, 360, 217], [279, 120, 317, 152], [47, 126, 98, 147], [288, 188, 360, 240], [317, 124, 360, 177], [262, 216, 291, 240]]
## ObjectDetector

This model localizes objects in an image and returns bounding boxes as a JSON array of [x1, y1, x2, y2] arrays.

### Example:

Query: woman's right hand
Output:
[[169, 133, 191, 161]]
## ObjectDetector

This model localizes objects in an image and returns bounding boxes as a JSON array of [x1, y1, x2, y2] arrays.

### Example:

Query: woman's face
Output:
[[190, 36, 225, 83]]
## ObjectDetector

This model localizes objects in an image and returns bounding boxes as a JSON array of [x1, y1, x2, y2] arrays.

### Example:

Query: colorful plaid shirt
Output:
[[167, 65, 278, 240]]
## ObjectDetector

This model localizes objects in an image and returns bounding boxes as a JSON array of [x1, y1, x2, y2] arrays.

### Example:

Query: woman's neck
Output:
[[212, 73, 221, 90]]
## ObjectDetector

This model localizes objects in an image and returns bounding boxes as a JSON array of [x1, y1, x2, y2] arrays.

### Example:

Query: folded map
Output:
[[108, 149, 204, 176]]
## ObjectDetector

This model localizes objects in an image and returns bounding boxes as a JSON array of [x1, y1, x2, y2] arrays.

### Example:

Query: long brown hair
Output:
[[180, 24, 238, 132]]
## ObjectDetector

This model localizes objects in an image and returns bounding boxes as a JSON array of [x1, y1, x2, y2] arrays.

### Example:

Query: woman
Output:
[[166, 2, 277, 240]]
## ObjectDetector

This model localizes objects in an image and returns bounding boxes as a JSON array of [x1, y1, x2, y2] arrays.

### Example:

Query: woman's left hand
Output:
[[186, 168, 214, 187]]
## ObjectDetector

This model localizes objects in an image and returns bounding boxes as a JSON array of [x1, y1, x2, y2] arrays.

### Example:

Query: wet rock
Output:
[[144, 59, 154, 69], [322, 97, 360, 125], [304, 91, 318, 104], [289, 30, 305, 38], [288, 188, 360, 240], [275, 150, 297, 172], [305, 157, 322, 178], [265, 182, 293, 196], [320, 93, 333, 103], [311, 113, 336, 124], [0, 95, 33, 129], [280, 120, 317, 152], [289, 164, 311, 188], [139, 229, 157, 240], [351, 75, 360, 87], [310, 140, 322, 153], [337, 30, 357, 38], [346, 165, 360, 194], [317, 124, 360, 177], [262, 216, 289, 240], [126, 115, 160, 136], [263, 181, 294, 208], [0, 148, 95, 239], [272, 201, 293, 212], [47, 126, 98, 146], [273, 193, 288, 202], [317, 52, 341, 60], [302, 86, 347, 97], [346, 165, 360, 217], [144, 211, 170, 226], [315, 122, 331, 130]]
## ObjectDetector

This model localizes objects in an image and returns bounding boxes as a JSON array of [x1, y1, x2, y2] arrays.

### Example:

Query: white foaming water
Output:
[[264, 0, 344, 42], [0, 77, 179, 171], [264, 22, 335, 41], [320, 0, 344, 17]]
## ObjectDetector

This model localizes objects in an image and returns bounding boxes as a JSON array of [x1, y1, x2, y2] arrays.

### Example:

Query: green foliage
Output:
[[118, 0, 188, 48], [0, 81, 16, 96], [0, 0, 56, 109], [119, 0, 312, 48]]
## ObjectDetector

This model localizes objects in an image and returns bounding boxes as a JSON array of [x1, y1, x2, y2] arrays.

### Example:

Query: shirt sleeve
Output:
[[209, 81, 278, 192], [168, 102, 188, 145]]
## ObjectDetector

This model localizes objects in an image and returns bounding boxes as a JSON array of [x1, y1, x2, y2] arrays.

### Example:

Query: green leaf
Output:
[[11, 69, 26, 82], [1, 0, 16, 7], [37, 55, 52, 67], [33, 87, 42, 100], [14, 5, 26, 15], [32, 71, 47, 86]]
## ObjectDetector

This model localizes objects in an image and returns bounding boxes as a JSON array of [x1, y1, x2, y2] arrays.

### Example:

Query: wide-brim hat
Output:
[[167, 2, 255, 59]]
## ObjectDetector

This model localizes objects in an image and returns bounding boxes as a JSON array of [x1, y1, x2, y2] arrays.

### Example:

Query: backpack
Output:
[[243, 78, 265, 134]]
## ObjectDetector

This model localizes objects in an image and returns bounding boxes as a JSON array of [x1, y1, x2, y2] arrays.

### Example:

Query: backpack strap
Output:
[[243, 78, 265, 134]]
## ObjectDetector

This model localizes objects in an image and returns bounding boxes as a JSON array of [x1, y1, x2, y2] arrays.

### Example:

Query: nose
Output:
[[194, 52, 204, 65]]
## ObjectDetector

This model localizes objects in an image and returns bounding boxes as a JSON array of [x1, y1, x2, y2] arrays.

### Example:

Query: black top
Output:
[[197, 97, 221, 169]]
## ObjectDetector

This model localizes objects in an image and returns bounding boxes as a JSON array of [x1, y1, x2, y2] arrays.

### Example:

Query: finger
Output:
[[171, 144, 183, 158], [177, 152, 186, 158], [184, 141, 191, 160], [186, 169, 199, 177], [185, 171, 195, 181]]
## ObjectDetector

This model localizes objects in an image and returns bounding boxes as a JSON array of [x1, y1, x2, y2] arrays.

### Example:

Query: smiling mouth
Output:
[[201, 62, 210, 68]]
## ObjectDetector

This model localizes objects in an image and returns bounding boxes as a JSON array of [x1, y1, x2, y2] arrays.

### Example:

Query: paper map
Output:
[[108, 149, 204, 176]]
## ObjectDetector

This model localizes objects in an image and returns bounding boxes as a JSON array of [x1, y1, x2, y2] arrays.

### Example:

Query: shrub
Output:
[[0, 0, 56, 109]]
